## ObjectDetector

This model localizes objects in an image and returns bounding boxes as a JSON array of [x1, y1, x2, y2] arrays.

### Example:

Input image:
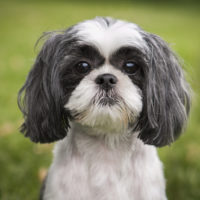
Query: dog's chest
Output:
[[43, 135, 166, 200]]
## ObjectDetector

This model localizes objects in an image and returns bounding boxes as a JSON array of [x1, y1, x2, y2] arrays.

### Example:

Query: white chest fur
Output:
[[43, 124, 167, 200]]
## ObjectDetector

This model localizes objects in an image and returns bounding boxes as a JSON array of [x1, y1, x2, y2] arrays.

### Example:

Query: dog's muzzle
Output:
[[94, 73, 119, 106]]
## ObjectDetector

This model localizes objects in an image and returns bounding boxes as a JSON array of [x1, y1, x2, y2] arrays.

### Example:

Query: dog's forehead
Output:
[[75, 18, 146, 58]]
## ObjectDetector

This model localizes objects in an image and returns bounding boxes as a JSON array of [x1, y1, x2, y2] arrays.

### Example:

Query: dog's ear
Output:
[[18, 33, 70, 143], [137, 33, 191, 147]]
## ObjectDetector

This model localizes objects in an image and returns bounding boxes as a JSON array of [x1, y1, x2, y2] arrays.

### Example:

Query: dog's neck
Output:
[[71, 122, 137, 150], [54, 122, 145, 165]]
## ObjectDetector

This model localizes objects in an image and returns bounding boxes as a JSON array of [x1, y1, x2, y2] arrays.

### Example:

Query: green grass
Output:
[[0, 1, 200, 199]]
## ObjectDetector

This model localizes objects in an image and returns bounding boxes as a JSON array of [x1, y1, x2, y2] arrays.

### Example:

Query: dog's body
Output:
[[42, 124, 166, 200], [18, 17, 191, 200]]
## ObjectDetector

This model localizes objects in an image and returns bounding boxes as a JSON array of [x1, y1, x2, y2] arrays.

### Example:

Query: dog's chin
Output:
[[98, 97, 116, 106], [71, 99, 137, 135]]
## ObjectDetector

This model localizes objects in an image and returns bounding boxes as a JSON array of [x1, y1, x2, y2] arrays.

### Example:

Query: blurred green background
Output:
[[0, 0, 200, 199]]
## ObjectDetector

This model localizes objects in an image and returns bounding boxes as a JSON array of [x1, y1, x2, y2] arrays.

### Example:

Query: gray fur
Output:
[[136, 32, 191, 146]]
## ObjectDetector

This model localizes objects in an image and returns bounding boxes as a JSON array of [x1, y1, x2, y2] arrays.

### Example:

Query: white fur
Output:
[[43, 125, 167, 200], [76, 17, 147, 58]]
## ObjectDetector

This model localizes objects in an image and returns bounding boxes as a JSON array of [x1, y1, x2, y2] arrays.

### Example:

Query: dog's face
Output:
[[64, 19, 145, 133], [18, 17, 191, 147]]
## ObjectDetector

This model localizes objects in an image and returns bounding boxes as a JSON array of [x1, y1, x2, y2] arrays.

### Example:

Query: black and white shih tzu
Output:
[[18, 17, 191, 200]]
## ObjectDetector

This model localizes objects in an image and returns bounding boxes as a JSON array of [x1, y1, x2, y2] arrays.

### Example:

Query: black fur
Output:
[[39, 175, 47, 200], [136, 32, 191, 147], [18, 30, 79, 143]]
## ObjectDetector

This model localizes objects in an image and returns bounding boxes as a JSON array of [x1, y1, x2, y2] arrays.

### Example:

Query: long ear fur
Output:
[[137, 33, 191, 147], [18, 33, 71, 143]]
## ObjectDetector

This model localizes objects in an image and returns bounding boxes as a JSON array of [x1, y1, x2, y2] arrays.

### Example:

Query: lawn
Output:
[[0, 1, 200, 199]]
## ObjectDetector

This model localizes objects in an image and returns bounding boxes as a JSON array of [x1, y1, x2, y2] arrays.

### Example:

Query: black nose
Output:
[[95, 73, 118, 91]]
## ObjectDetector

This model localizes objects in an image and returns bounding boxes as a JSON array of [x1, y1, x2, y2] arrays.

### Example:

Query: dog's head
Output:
[[18, 17, 191, 147]]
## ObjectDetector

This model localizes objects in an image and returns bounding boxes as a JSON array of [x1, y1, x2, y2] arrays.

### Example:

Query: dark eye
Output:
[[123, 62, 139, 75], [75, 61, 91, 74]]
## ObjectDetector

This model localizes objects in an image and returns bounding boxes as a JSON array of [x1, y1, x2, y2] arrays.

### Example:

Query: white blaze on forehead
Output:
[[75, 18, 146, 57]]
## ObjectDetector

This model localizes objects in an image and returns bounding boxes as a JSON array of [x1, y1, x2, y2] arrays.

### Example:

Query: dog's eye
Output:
[[123, 62, 139, 75], [75, 62, 91, 74]]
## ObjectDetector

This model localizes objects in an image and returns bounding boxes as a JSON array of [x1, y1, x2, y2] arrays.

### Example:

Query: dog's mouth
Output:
[[98, 96, 116, 106], [93, 89, 120, 106]]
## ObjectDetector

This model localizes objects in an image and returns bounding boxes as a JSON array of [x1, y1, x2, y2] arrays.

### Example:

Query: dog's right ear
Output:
[[18, 32, 71, 143]]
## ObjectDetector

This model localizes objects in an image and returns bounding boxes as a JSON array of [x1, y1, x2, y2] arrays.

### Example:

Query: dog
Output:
[[18, 17, 191, 200]]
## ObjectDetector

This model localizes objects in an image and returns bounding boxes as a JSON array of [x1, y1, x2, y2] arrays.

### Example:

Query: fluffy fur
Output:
[[18, 17, 191, 200]]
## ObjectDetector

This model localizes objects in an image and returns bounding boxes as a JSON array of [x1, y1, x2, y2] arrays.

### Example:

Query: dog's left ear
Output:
[[137, 32, 191, 147], [18, 32, 71, 143]]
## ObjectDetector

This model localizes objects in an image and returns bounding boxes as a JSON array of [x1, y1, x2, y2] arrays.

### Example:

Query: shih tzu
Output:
[[18, 17, 191, 200]]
